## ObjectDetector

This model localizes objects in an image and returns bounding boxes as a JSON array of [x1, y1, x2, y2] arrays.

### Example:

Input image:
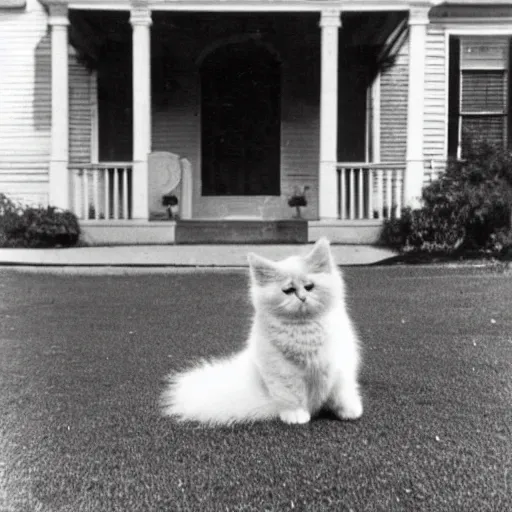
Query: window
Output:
[[448, 36, 511, 158]]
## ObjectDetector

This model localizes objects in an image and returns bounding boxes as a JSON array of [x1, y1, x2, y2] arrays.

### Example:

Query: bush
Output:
[[0, 194, 81, 248], [380, 140, 512, 257], [0, 194, 21, 247]]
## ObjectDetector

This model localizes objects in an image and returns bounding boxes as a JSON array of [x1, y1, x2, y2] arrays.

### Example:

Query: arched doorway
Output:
[[200, 40, 281, 200]]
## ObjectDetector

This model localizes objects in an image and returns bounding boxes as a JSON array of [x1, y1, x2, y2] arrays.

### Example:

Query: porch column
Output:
[[404, 6, 429, 208], [48, 2, 69, 209], [319, 9, 341, 220], [130, 1, 152, 220]]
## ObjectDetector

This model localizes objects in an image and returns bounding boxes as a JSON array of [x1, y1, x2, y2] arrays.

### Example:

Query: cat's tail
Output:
[[160, 349, 279, 425]]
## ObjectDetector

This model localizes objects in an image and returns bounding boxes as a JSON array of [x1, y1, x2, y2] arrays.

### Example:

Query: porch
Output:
[[71, 160, 416, 244], [44, 1, 436, 244]]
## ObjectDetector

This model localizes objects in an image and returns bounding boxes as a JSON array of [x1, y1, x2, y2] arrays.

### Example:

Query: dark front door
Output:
[[201, 41, 281, 197], [97, 41, 133, 162]]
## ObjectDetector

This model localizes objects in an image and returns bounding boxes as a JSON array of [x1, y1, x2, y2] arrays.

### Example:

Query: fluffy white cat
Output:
[[161, 237, 363, 425]]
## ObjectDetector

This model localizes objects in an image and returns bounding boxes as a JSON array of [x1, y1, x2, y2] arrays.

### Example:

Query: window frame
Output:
[[459, 38, 509, 157], [445, 26, 512, 160]]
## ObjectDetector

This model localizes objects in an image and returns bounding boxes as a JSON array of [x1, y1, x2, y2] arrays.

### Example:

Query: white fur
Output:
[[161, 238, 363, 426], [161, 350, 280, 425]]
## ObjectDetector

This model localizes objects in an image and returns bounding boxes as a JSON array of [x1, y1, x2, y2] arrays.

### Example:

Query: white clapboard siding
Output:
[[279, 41, 320, 219], [423, 24, 447, 184], [69, 56, 92, 165], [152, 72, 199, 164], [280, 104, 320, 217], [151, 72, 199, 215], [0, 0, 51, 206], [380, 34, 409, 163]]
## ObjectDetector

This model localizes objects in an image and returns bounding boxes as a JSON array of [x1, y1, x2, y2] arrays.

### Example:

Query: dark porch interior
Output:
[[68, 10, 407, 167]]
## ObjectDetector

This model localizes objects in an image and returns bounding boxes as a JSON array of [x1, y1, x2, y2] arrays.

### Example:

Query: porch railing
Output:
[[70, 163, 133, 220], [336, 162, 405, 220]]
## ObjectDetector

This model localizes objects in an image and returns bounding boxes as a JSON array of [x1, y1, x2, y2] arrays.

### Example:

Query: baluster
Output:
[[104, 168, 110, 219], [395, 169, 402, 219], [82, 169, 89, 220], [377, 169, 384, 219], [368, 168, 374, 220], [386, 169, 392, 219], [93, 168, 99, 220], [73, 170, 81, 219], [339, 168, 345, 220], [122, 167, 128, 220], [358, 167, 364, 219], [349, 168, 355, 220], [113, 168, 119, 220]]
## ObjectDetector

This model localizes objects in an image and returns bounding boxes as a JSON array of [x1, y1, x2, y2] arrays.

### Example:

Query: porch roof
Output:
[[45, 0, 443, 13], [67, 8, 407, 75], [39, 0, 512, 12], [431, 2, 512, 19]]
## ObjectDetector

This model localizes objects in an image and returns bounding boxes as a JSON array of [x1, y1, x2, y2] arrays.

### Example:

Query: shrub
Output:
[[380, 140, 512, 257], [0, 194, 81, 248], [0, 194, 22, 247]]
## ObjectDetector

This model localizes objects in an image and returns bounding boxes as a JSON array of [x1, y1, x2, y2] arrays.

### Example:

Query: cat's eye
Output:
[[283, 287, 296, 295], [304, 283, 314, 291]]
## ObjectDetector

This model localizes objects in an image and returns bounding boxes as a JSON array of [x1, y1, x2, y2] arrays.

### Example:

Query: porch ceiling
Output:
[[69, 10, 130, 69], [69, 9, 407, 73]]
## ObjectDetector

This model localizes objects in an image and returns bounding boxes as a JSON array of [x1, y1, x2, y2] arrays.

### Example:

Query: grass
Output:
[[1, 266, 511, 511]]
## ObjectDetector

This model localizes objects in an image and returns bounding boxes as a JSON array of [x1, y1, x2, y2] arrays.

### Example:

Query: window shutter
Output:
[[460, 69, 507, 149], [461, 116, 505, 147], [509, 38, 512, 149], [447, 36, 460, 159], [461, 71, 506, 112], [457, 36, 509, 155]]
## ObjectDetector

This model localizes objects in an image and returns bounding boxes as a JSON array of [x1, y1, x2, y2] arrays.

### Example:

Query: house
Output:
[[1, 0, 512, 244]]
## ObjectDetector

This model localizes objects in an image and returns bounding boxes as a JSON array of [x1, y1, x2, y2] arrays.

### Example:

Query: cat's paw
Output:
[[334, 397, 363, 421], [279, 409, 311, 425]]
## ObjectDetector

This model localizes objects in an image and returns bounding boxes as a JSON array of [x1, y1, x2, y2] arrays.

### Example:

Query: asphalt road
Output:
[[0, 266, 511, 512]]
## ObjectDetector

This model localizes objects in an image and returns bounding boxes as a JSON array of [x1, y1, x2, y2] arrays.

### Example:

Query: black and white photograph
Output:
[[0, 0, 511, 510]]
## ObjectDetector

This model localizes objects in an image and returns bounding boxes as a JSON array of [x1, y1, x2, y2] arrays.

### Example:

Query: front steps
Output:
[[175, 220, 308, 244]]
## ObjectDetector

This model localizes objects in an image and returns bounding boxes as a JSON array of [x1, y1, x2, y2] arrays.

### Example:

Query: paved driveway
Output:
[[1, 266, 511, 511]]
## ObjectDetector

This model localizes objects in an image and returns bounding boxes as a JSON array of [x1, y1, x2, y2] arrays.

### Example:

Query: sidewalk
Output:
[[0, 244, 396, 267]]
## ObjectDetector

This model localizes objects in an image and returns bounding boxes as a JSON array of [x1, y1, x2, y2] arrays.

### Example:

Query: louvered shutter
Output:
[[461, 71, 506, 112], [458, 37, 509, 155], [447, 36, 460, 158]]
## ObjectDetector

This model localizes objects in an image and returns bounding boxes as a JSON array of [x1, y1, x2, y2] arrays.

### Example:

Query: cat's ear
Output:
[[304, 237, 334, 273], [248, 253, 282, 285]]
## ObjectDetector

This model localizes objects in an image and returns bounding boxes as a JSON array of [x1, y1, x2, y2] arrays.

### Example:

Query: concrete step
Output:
[[175, 220, 308, 244]]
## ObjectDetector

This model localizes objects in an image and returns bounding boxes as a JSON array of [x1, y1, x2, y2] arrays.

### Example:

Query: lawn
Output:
[[0, 266, 511, 511]]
